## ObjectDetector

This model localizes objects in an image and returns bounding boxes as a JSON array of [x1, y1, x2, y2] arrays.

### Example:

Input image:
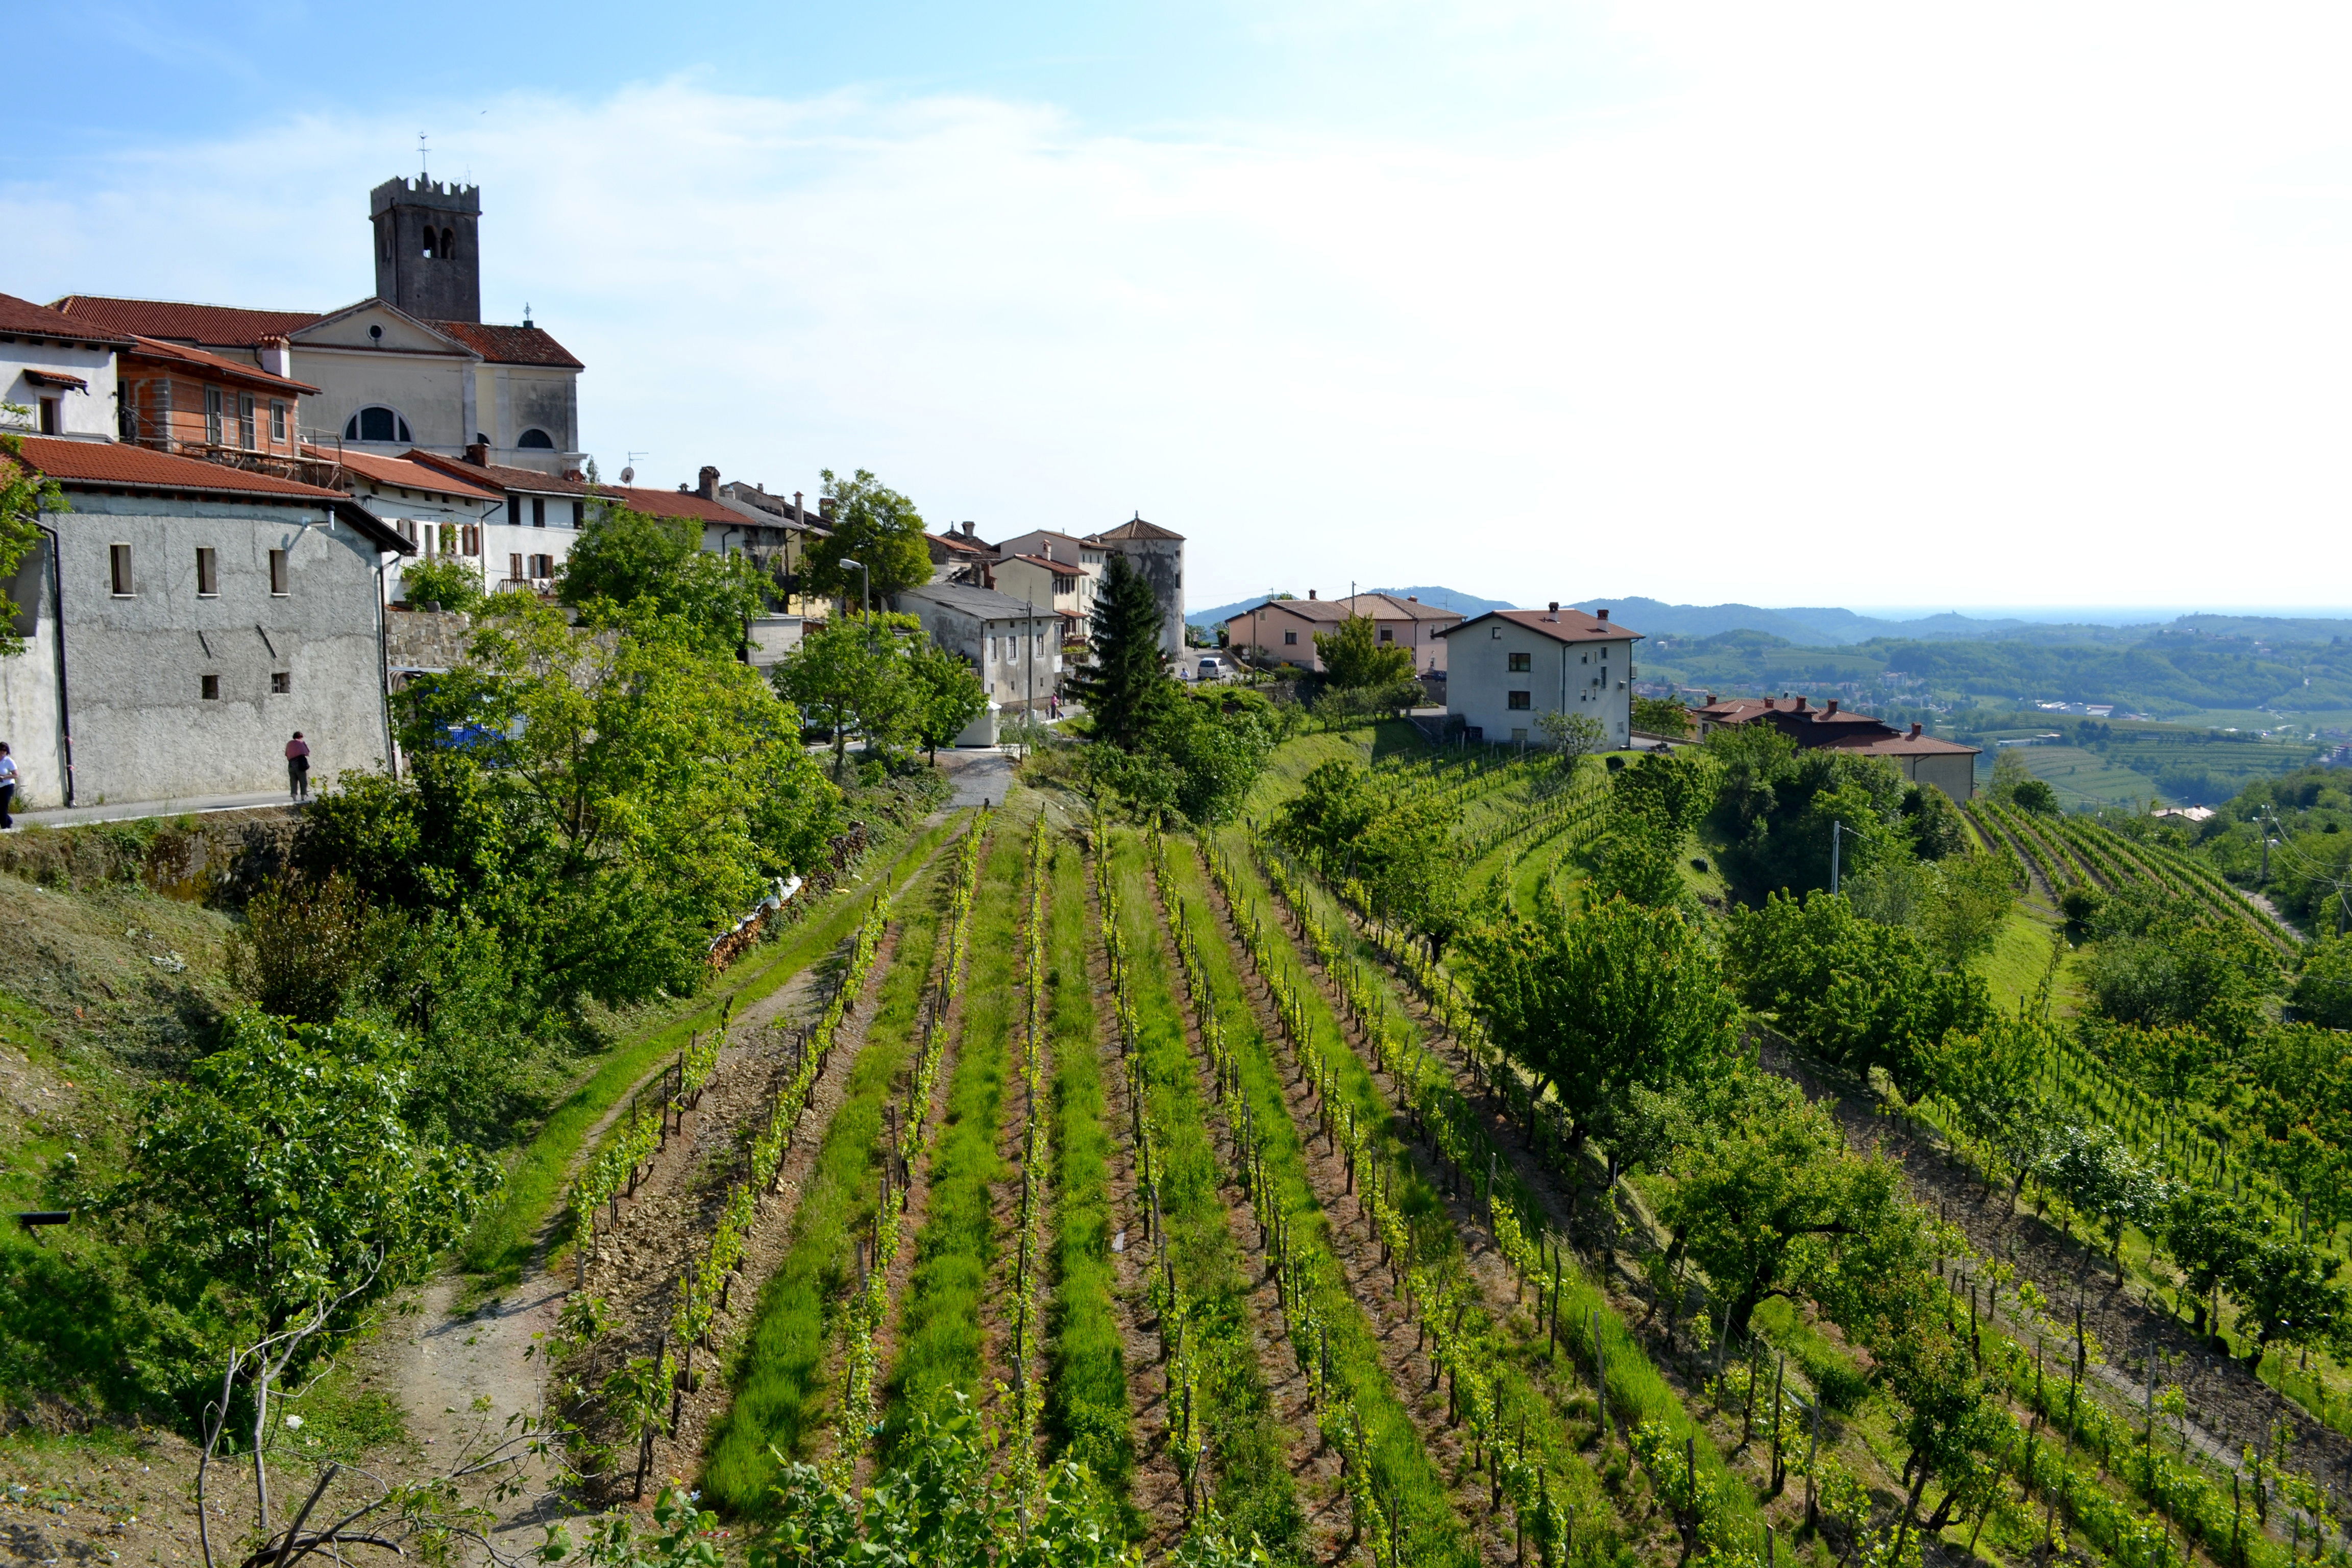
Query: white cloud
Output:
[[11, 7, 2352, 611]]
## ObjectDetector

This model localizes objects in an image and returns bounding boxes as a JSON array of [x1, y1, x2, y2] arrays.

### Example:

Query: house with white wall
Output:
[[0, 293, 127, 440], [1437, 603, 1639, 746], [895, 582, 1062, 744]]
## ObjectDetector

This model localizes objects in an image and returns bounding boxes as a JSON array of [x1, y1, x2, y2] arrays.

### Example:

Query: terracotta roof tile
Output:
[[999, 552, 1086, 575], [1437, 607, 1642, 645], [9, 434, 348, 502], [403, 450, 596, 495], [49, 295, 322, 347], [308, 445, 499, 500], [426, 320, 584, 369], [0, 292, 132, 347], [122, 334, 317, 395]]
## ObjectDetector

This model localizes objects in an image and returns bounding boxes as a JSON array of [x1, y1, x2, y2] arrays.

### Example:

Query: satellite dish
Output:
[[619, 466, 635, 483]]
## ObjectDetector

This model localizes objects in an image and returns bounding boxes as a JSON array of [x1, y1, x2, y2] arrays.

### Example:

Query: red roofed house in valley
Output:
[[0, 435, 413, 810], [52, 174, 586, 479], [1436, 604, 1641, 747], [1690, 693, 1980, 801]]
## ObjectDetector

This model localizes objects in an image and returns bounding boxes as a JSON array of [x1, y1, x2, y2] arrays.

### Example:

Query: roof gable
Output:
[[125, 334, 317, 395], [1098, 514, 1183, 542], [1438, 607, 1643, 645], [427, 320, 583, 370], [0, 292, 132, 347], [292, 299, 473, 356]]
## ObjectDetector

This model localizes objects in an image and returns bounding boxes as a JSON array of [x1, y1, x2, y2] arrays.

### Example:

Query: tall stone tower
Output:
[[370, 177, 481, 323]]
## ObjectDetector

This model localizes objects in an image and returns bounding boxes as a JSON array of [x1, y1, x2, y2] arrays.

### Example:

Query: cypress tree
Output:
[[1067, 553, 1167, 749]]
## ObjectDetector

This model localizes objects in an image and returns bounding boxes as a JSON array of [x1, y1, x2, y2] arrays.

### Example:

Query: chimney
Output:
[[1597, 607, 1610, 622], [1909, 722, 1923, 739], [1308, 589, 1317, 599], [464, 441, 488, 465], [1548, 601, 1559, 612], [1795, 695, 1810, 712], [258, 335, 293, 380], [697, 465, 719, 501], [820, 497, 838, 521], [1406, 594, 1418, 602], [1826, 699, 1839, 715], [961, 521, 975, 538], [794, 490, 804, 519], [1762, 697, 1775, 709], [1705, 693, 1716, 706]]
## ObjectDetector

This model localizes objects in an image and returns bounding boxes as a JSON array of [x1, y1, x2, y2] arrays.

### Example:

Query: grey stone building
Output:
[[894, 582, 1062, 745], [5, 436, 412, 808], [1093, 514, 1186, 659]]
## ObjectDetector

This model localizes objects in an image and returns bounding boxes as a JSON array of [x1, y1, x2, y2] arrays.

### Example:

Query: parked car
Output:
[[1196, 655, 1223, 679]]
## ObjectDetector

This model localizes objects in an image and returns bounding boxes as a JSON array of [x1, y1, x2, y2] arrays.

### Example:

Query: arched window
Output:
[[441, 227, 456, 259], [516, 428, 555, 449], [421, 227, 436, 259], [344, 406, 414, 444]]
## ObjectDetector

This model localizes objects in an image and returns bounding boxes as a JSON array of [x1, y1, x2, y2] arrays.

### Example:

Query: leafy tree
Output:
[[0, 414, 62, 659], [1275, 761, 1380, 867], [397, 552, 483, 613], [1148, 690, 1275, 825], [1723, 891, 1995, 1087], [773, 610, 925, 774], [1915, 852, 2017, 969], [1901, 782, 1971, 860], [1709, 742, 1908, 901], [1535, 709, 1606, 765], [1312, 614, 1415, 689], [1661, 1073, 1912, 1338], [112, 1013, 498, 1539], [402, 599, 839, 1005], [2078, 888, 2280, 1045], [1067, 554, 1169, 750], [2012, 776, 2061, 815], [904, 639, 987, 763], [1988, 746, 2032, 802], [1611, 750, 1708, 835], [2046, 1122, 2167, 1276], [2237, 1022, 2352, 1238], [1920, 1008, 2062, 1199], [559, 501, 770, 655], [1589, 814, 1689, 911], [2289, 933, 2352, 1028], [800, 468, 933, 602], [2163, 1190, 2266, 1342], [227, 872, 369, 1023], [1632, 695, 1693, 739], [2230, 1234, 2344, 1368], [1357, 795, 1465, 949], [1457, 896, 1741, 1153]]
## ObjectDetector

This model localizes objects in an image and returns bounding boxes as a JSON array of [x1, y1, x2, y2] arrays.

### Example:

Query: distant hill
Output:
[[1582, 598, 2050, 646]]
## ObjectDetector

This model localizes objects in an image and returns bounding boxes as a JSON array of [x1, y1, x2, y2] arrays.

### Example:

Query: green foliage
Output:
[[1456, 895, 1741, 1150], [905, 638, 988, 761], [1311, 614, 1415, 690], [1919, 1008, 2062, 1196], [396, 599, 841, 1007], [1660, 1072, 1912, 1338], [1723, 891, 1995, 1088], [800, 468, 934, 601], [1988, 746, 2031, 802], [1843, 851, 2016, 970], [1273, 759, 1462, 943], [0, 420, 60, 660], [227, 872, 369, 1023], [2012, 776, 2061, 815], [1901, 782, 1970, 859], [2077, 885, 2280, 1046], [113, 1012, 498, 1339], [1588, 813, 1689, 911], [1708, 736, 1908, 901], [1534, 708, 1606, 762], [1633, 695, 1694, 738], [397, 553, 484, 613], [2290, 933, 2352, 1026], [1068, 555, 1168, 751], [560, 501, 770, 655]]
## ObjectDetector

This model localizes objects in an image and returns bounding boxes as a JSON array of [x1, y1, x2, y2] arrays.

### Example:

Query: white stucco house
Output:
[[1437, 603, 1640, 746]]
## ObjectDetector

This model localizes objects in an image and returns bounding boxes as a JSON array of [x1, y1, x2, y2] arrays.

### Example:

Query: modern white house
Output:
[[1437, 603, 1640, 746], [0, 293, 127, 439]]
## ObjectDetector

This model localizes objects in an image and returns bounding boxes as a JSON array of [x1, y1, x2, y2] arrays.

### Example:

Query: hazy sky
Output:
[[12, 3, 2352, 611]]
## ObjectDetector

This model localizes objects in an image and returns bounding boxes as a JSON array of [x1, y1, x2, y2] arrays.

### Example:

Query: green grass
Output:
[[1105, 831, 1305, 1556], [457, 815, 965, 1290], [700, 832, 963, 1512], [1042, 834, 1134, 1501], [2013, 745, 2165, 811], [876, 798, 1032, 1458]]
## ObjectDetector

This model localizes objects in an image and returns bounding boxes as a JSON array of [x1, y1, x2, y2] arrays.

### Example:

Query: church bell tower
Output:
[[370, 177, 481, 323]]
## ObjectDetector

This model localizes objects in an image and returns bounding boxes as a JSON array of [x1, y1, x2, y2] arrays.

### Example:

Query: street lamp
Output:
[[838, 557, 870, 619]]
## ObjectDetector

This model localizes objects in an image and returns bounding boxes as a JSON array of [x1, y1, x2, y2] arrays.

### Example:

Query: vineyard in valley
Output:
[[503, 718, 2352, 1568]]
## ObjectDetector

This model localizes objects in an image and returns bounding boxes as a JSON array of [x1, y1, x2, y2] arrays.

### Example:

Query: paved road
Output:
[[16, 790, 298, 828], [936, 746, 1018, 809]]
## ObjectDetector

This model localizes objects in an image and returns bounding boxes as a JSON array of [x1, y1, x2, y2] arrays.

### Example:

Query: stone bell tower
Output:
[[370, 177, 481, 323]]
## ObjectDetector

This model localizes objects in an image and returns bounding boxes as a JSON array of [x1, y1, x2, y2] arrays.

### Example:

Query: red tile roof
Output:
[[605, 485, 749, 525], [999, 552, 1085, 575], [8, 434, 347, 501], [50, 295, 322, 347], [0, 292, 131, 347], [1438, 607, 1642, 645], [403, 450, 596, 496], [1819, 731, 1980, 757], [929, 531, 993, 558], [122, 334, 317, 395], [1345, 592, 1463, 623], [426, 320, 584, 369], [309, 445, 499, 500], [1223, 595, 1353, 623], [22, 369, 88, 391]]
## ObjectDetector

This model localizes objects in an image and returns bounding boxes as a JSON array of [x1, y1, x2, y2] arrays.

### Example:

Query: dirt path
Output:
[[1081, 848, 1191, 1553], [1137, 857, 1351, 1565]]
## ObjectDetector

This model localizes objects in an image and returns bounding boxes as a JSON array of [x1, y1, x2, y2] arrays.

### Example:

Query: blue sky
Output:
[[14, 3, 2352, 612]]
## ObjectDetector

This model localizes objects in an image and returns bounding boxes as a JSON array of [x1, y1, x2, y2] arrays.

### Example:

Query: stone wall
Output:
[[385, 607, 473, 670], [0, 806, 298, 905]]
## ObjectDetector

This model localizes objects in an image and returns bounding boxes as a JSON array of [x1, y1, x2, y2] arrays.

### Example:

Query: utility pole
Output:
[[1831, 819, 1844, 895], [1025, 593, 1036, 764]]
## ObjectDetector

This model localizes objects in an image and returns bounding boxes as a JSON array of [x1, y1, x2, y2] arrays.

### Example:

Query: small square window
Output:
[[195, 547, 218, 597], [1507, 691, 1532, 710], [1283, 630, 1297, 645], [110, 543, 134, 596], [1490, 625, 1503, 639], [1511, 727, 1529, 743], [201, 674, 220, 700], [270, 672, 291, 695], [1378, 628, 1393, 643], [1507, 651, 1531, 673], [268, 549, 289, 595]]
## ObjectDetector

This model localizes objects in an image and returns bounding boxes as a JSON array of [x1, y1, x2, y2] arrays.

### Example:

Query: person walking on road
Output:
[[0, 743, 16, 829], [285, 732, 311, 801]]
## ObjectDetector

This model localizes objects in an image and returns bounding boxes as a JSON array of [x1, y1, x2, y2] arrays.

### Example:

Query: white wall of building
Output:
[[1446, 621, 1635, 746], [1, 341, 118, 440]]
